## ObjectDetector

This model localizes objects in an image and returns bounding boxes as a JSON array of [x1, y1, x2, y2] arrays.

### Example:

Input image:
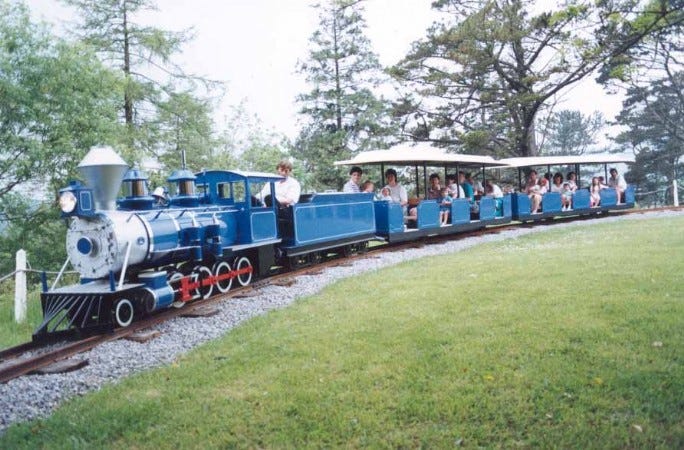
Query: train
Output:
[[33, 145, 635, 341]]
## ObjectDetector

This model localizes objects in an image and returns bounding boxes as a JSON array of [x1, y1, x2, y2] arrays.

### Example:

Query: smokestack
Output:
[[77, 146, 129, 210]]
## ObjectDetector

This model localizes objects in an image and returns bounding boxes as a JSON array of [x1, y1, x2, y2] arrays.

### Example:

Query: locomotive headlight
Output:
[[59, 191, 77, 213]]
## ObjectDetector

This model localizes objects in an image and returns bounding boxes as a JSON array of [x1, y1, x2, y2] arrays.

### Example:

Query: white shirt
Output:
[[488, 184, 504, 198], [260, 176, 301, 206], [609, 174, 627, 190], [448, 183, 465, 199], [385, 183, 407, 204]]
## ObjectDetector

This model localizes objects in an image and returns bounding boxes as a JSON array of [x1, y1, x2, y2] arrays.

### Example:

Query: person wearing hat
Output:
[[343, 166, 363, 193]]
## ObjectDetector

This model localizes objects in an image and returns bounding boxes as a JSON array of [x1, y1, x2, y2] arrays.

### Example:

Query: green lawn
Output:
[[2, 215, 683, 448]]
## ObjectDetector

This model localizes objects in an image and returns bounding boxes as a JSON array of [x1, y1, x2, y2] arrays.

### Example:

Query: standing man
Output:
[[343, 166, 363, 193]]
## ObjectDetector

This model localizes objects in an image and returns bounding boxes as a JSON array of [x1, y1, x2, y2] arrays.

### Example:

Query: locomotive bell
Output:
[[78, 146, 129, 211]]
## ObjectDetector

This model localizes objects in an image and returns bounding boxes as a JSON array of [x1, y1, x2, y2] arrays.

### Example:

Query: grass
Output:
[[0, 287, 43, 348], [1, 215, 683, 448]]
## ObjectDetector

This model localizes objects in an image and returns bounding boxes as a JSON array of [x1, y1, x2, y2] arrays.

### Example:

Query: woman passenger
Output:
[[551, 173, 563, 193]]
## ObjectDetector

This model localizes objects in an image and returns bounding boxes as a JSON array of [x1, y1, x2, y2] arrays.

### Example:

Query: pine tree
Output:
[[294, 0, 394, 191]]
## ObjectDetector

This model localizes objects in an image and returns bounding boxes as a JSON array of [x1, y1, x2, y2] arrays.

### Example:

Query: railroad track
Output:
[[1, 205, 680, 384]]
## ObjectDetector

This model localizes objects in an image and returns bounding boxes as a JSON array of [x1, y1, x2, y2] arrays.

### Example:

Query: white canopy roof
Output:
[[498, 154, 635, 168], [334, 143, 500, 167]]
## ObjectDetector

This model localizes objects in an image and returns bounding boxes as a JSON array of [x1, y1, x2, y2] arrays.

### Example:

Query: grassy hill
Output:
[[2, 215, 683, 448]]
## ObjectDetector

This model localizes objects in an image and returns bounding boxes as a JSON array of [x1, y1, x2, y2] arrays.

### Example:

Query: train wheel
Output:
[[234, 256, 253, 286], [214, 261, 233, 293], [112, 298, 134, 328], [169, 271, 186, 308], [193, 265, 214, 299]]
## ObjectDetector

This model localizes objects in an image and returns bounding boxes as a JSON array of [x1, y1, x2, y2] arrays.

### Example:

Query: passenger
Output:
[[378, 186, 393, 201], [384, 168, 412, 219], [561, 182, 573, 211], [427, 173, 442, 200], [590, 177, 601, 207], [261, 160, 301, 207], [485, 180, 504, 216], [152, 186, 168, 207], [360, 180, 374, 193], [566, 172, 578, 191], [437, 187, 452, 226], [598, 176, 609, 189], [539, 177, 549, 194], [525, 170, 542, 214], [459, 171, 475, 201], [466, 173, 483, 195], [550, 172, 563, 193], [608, 168, 627, 203], [343, 166, 362, 193], [446, 174, 465, 198]]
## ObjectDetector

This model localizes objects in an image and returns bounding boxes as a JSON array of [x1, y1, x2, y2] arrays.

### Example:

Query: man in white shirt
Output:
[[261, 160, 301, 206], [342, 166, 362, 193]]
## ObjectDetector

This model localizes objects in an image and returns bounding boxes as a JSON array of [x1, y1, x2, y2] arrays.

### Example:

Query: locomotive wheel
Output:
[[214, 261, 233, 293], [169, 271, 186, 308], [234, 256, 253, 286], [193, 265, 214, 299], [112, 298, 134, 328]]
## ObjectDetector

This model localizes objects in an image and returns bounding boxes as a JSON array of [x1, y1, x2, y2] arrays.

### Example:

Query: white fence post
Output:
[[674, 180, 679, 207], [14, 249, 27, 324]]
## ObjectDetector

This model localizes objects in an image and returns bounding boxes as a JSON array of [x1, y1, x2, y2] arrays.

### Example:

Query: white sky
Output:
[[26, 0, 622, 142]]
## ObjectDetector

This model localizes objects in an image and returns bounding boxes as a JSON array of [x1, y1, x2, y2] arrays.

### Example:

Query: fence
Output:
[[0, 250, 77, 324]]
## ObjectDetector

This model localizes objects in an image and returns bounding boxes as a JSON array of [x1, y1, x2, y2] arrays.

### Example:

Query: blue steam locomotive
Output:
[[33, 146, 635, 341]]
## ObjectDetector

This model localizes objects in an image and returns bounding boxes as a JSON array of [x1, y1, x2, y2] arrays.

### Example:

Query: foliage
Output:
[[391, 0, 682, 157], [62, 0, 220, 166], [0, 0, 122, 201], [294, 0, 395, 191], [539, 110, 605, 155], [614, 72, 684, 205], [1, 215, 683, 447], [0, 193, 67, 276], [153, 91, 226, 173]]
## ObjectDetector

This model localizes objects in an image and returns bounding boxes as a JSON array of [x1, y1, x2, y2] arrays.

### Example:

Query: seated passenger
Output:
[[608, 168, 627, 203], [378, 186, 392, 201], [566, 172, 578, 191], [485, 180, 504, 216], [261, 160, 301, 207], [598, 176, 609, 189], [427, 173, 442, 200], [446, 174, 465, 198], [561, 182, 573, 211], [590, 177, 601, 207], [437, 187, 452, 226], [343, 166, 362, 193], [466, 173, 483, 196], [360, 180, 374, 193], [525, 170, 542, 214], [550, 173, 563, 193]]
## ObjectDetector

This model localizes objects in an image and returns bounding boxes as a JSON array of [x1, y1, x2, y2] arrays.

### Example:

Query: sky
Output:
[[26, 0, 622, 143]]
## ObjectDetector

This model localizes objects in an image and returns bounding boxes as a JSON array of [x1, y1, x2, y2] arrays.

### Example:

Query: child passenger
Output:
[[438, 187, 452, 226], [378, 186, 393, 201], [590, 177, 601, 207], [561, 182, 573, 211]]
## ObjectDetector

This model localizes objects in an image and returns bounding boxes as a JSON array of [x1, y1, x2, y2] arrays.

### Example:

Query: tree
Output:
[[62, 0, 217, 163], [391, 0, 683, 157], [294, 0, 395, 191], [539, 110, 604, 155], [0, 1, 121, 201], [153, 91, 226, 172], [614, 72, 684, 205]]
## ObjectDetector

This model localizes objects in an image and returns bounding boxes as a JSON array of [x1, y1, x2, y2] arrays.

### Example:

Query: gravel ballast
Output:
[[1, 210, 681, 433]]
